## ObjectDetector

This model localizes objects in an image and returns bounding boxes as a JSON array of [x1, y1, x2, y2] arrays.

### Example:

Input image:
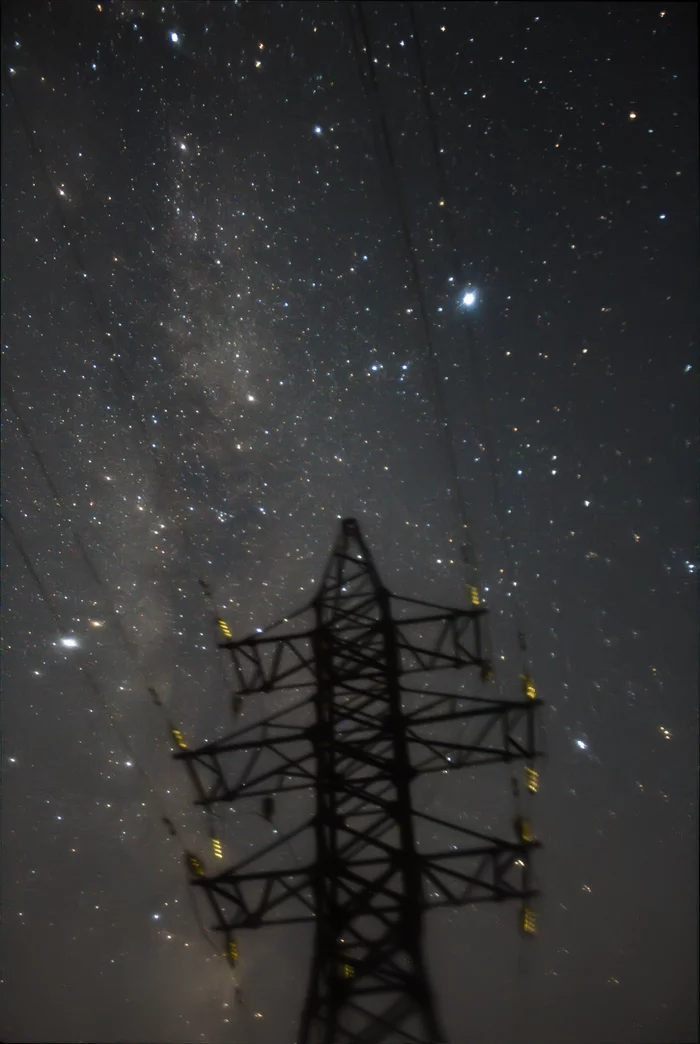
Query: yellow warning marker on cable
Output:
[[227, 939, 239, 964], [217, 617, 232, 639], [521, 674, 536, 700], [212, 837, 223, 860], [521, 906, 536, 935], [480, 660, 494, 682], [171, 728, 187, 749], [187, 853, 205, 877], [466, 585, 481, 607], [525, 766, 539, 793], [514, 816, 534, 843]]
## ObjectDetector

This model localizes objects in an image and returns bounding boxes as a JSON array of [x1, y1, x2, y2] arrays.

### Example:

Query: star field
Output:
[[1, 3, 697, 1043]]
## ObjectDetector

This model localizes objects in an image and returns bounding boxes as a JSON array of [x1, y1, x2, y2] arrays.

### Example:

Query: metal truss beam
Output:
[[175, 519, 542, 1044]]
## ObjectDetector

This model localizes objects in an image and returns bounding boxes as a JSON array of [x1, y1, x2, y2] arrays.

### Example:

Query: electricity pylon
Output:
[[174, 518, 541, 1044]]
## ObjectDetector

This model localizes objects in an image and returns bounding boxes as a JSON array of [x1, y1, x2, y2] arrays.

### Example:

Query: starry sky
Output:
[[1, 2, 698, 1043]]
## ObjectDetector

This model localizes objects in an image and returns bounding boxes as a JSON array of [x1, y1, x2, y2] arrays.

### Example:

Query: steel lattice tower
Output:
[[174, 519, 541, 1044]]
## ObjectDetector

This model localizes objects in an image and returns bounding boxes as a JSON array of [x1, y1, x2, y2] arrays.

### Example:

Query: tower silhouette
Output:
[[175, 519, 541, 1043]]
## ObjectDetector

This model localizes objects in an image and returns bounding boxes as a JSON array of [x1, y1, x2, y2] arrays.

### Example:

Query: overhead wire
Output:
[[347, 2, 483, 605], [347, 14, 538, 841], [402, 0, 548, 859], [6, 15, 539, 1032], [6, 71, 305, 1030], [2, 66, 227, 624], [350, 0, 531, 696], [406, 0, 532, 677], [2, 379, 223, 837], [352, 0, 539, 744], [5, 60, 310, 1029], [349, 0, 542, 974], [404, 6, 544, 1004], [347, 3, 502, 824], [0, 424, 255, 1007], [0, 427, 224, 891], [1, 507, 181, 847], [3, 48, 242, 848], [2, 67, 264, 1022]]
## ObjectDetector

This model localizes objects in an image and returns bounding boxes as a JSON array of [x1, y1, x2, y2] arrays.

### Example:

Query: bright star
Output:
[[461, 290, 477, 307], [170, 31, 179, 43], [59, 636, 80, 649], [313, 125, 323, 136], [575, 739, 587, 750]]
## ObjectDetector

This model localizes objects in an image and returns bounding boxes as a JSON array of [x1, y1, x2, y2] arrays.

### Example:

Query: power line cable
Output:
[[4, 65, 309, 1027], [3, 382, 204, 757], [1, 508, 181, 837], [346, 19, 541, 847], [4, 54, 249, 890], [351, 0, 535, 698], [0, 507, 245, 979], [350, 6, 543, 975], [1, 58, 252, 977], [3, 381, 238, 896], [3, 382, 156, 668], [3, 386, 303, 1029], [347, 2, 483, 601], [404, 5, 551, 828], [2, 66, 227, 625], [406, 0, 532, 675], [1, 505, 264, 1036], [346, 1, 503, 857], [403, 8, 544, 1003]]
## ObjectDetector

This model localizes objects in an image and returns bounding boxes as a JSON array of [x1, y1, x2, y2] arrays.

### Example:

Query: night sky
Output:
[[2, 2, 698, 1043]]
